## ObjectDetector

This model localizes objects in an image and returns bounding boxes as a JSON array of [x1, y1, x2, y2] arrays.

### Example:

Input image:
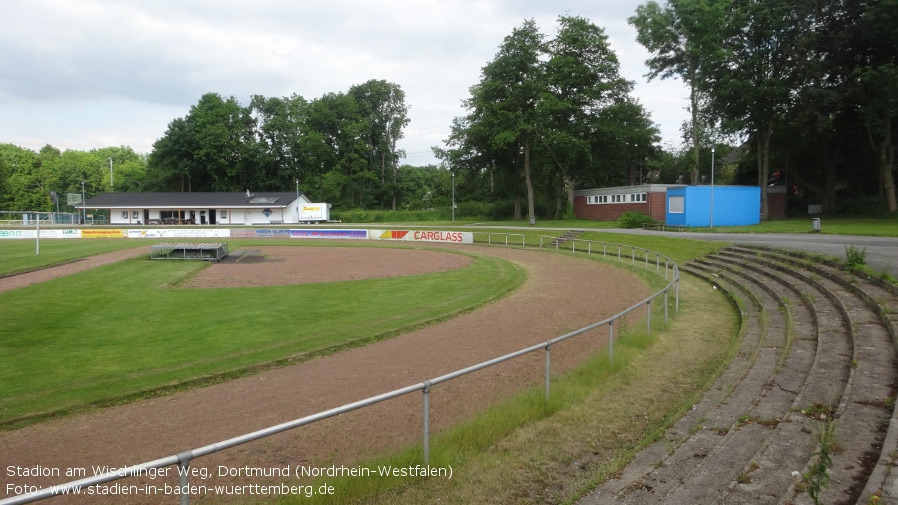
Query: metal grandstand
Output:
[[149, 242, 228, 261]]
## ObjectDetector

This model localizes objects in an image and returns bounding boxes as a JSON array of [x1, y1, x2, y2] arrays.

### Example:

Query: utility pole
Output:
[[710, 146, 716, 228], [108, 158, 114, 191]]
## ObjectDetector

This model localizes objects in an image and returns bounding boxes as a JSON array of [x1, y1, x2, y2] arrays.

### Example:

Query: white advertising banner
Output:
[[0, 230, 35, 239], [369, 229, 473, 244], [39, 229, 82, 239], [127, 229, 231, 239]]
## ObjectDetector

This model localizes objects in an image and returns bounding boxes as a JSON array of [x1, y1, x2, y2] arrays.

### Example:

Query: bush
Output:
[[331, 209, 444, 223], [456, 201, 491, 220], [616, 211, 656, 229], [487, 200, 517, 220], [835, 196, 889, 217], [561, 201, 576, 221]]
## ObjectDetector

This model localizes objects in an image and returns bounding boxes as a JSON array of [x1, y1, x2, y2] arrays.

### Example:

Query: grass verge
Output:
[[277, 273, 739, 504]]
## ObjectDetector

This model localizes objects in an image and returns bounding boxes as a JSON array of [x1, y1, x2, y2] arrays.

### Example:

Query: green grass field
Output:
[[0, 238, 147, 276], [0, 242, 524, 426]]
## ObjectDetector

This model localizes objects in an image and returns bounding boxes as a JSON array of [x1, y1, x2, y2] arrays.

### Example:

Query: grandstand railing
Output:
[[0, 237, 679, 505]]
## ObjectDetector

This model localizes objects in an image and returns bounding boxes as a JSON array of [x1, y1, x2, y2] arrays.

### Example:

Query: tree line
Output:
[[0, 144, 147, 213], [630, 0, 897, 216], [146, 79, 413, 210], [438, 15, 660, 220]]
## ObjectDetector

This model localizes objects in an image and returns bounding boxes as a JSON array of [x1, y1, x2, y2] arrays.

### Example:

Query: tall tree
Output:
[[704, 0, 811, 219], [349, 80, 410, 210], [543, 15, 641, 210], [469, 19, 546, 221], [852, 0, 898, 213], [630, 0, 725, 184], [306, 92, 371, 207], [250, 93, 311, 191], [147, 93, 256, 192]]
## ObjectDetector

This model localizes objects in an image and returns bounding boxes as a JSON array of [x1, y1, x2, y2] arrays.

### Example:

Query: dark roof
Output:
[[82, 192, 306, 209]]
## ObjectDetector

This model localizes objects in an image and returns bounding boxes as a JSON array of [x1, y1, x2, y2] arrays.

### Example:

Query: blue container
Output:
[[666, 186, 760, 227]]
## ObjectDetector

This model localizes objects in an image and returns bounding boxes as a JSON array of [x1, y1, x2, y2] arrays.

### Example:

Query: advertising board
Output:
[[0, 230, 32, 239], [370, 229, 473, 244], [289, 229, 367, 239], [126, 229, 231, 239], [82, 229, 126, 238], [299, 204, 329, 222], [39, 229, 81, 239]]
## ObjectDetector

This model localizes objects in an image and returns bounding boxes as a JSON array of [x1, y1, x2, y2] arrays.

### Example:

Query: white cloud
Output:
[[0, 0, 690, 164]]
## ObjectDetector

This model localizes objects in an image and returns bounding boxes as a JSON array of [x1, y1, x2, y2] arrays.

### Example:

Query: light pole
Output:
[[710, 146, 716, 228], [108, 157, 114, 191], [81, 181, 86, 225], [451, 172, 455, 223]]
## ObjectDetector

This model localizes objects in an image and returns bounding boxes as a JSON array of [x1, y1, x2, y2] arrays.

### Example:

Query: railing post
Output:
[[617, 245, 621, 261], [609, 320, 615, 361], [178, 457, 191, 505], [422, 381, 431, 465], [544, 345, 551, 403], [675, 277, 680, 313], [646, 300, 652, 335], [664, 290, 669, 325], [588, 242, 591, 255]]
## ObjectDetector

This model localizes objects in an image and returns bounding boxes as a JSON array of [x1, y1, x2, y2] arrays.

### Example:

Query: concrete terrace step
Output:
[[703, 249, 854, 503], [577, 245, 898, 505], [548, 230, 584, 248], [579, 258, 802, 503], [583, 264, 768, 502], [727, 245, 898, 504]]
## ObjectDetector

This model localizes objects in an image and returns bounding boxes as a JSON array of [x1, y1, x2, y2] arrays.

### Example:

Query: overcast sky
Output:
[[0, 0, 689, 167]]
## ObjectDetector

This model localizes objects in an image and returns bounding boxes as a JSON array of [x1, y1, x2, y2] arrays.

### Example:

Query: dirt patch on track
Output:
[[184, 246, 474, 287]]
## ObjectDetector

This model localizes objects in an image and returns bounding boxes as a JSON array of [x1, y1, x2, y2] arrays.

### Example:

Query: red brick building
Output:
[[573, 184, 678, 222]]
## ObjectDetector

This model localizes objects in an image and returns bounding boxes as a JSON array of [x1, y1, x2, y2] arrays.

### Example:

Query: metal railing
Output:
[[0, 212, 99, 226], [472, 231, 526, 247], [1, 238, 679, 505]]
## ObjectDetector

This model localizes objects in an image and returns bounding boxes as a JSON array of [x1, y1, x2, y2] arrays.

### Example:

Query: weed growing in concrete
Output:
[[801, 403, 836, 420], [804, 420, 836, 505], [845, 245, 867, 273]]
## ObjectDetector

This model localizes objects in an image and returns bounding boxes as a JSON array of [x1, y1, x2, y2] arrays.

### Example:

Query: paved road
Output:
[[594, 229, 898, 277], [455, 224, 898, 277]]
